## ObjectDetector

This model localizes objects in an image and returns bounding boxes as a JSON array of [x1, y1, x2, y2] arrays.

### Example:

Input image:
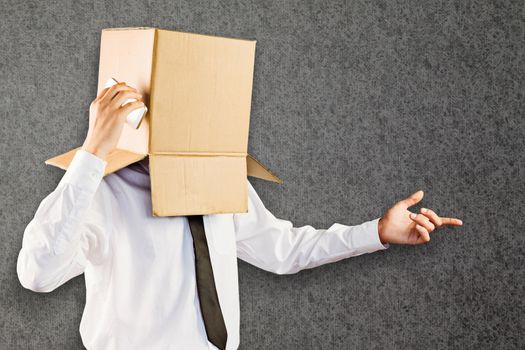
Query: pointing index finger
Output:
[[441, 217, 463, 226]]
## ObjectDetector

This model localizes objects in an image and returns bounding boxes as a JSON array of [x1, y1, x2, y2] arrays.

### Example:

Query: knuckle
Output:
[[90, 103, 103, 113], [114, 109, 126, 118], [112, 84, 124, 92], [119, 90, 134, 98]]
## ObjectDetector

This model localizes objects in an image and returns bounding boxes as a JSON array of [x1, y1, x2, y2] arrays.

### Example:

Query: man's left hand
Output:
[[378, 191, 463, 245]]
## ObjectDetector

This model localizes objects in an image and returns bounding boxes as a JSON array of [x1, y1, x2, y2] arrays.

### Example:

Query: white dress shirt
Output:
[[17, 150, 388, 350]]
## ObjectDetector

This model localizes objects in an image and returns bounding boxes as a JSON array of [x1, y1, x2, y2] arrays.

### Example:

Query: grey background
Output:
[[1, 0, 524, 349]]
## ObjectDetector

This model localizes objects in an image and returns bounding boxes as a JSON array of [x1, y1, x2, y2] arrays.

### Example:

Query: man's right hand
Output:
[[81, 82, 144, 160]]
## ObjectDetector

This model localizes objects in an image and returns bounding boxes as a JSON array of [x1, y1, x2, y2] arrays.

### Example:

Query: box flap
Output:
[[247, 154, 282, 184], [149, 154, 248, 216], [45, 147, 146, 176], [149, 29, 256, 154]]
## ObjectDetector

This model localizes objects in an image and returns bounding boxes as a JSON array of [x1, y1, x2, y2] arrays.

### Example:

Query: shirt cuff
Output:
[[58, 149, 107, 193], [355, 217, 389, 252]]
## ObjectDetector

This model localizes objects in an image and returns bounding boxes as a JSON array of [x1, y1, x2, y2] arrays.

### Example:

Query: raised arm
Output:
[[233, 181, 388, 275], [18, 81, 144, 293], [17, 150, 112, 292]]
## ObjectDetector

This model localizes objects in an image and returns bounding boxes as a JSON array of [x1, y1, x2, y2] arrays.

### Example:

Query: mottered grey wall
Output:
[[1, 0, 524, 349]]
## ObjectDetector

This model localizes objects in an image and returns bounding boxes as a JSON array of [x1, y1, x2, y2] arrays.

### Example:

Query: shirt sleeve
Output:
[[233, 180, 389, 275], [17, 150, 114, 292]]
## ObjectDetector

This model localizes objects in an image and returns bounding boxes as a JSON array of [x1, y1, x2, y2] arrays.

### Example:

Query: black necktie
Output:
[[187, 215, 228, 350]]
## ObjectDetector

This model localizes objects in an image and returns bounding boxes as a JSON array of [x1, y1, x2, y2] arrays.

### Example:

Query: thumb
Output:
[[399, 190, 424, 208]]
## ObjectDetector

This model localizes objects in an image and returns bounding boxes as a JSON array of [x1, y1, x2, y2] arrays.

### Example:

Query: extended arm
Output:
[[17, 150, 112, 292], [233, 181, 388, 275]]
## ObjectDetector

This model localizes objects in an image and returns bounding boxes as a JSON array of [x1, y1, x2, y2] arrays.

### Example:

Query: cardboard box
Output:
[[45, 27, 281, 216]]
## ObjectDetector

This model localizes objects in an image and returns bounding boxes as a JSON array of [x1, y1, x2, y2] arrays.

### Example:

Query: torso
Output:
[[80, 161, 220, 349]]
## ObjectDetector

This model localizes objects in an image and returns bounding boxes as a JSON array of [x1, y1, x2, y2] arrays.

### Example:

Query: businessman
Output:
[[17, 82, 463, 350]]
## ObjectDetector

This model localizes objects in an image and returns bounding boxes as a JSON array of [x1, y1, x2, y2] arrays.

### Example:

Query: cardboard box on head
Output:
[[45, 27, 281, 217]]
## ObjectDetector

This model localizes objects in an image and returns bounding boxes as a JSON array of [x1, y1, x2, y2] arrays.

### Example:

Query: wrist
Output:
[[81, 141, 109, 160], [378, 218, 387, 244]]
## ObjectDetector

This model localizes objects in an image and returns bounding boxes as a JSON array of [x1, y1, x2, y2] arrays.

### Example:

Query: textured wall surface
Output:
[[1, 0, 524, 349]]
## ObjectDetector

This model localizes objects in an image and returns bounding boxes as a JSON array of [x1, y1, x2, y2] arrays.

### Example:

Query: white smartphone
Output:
[[104, 77, 147, 129]]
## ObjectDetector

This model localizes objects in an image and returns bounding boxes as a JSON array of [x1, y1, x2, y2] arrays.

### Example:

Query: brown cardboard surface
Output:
[[45, 147, 146, 176], [149, 30, 255, 153], [247, 155, 283, 184], [149, 155, 248, 216], [98, 28, 155, 155], [45, 27, 281, 216]]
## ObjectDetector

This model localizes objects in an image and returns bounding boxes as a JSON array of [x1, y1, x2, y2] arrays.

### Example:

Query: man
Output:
[[17, 82, 463, 349]]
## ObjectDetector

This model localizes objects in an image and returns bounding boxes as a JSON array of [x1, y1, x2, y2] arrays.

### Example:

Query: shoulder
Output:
[[246, 179, 262, 205], [242, 179, 271, 216]]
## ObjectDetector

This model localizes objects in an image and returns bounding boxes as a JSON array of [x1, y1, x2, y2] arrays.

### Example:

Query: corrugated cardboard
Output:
[[45, 27, 281, 216]]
